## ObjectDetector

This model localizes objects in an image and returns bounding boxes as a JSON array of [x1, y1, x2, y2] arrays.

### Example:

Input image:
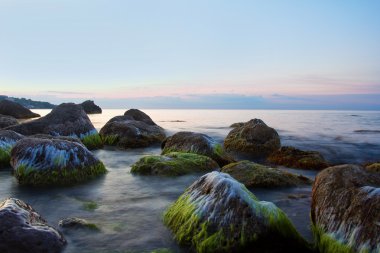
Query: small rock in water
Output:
[[59, 217, 100, 231], [80, 100, 102, 114], [0, 197, 66, 253], [0, 99, 40, 119]]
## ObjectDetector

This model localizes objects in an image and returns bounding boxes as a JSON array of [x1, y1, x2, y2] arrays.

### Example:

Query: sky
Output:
[[0, 0, 379, 109]]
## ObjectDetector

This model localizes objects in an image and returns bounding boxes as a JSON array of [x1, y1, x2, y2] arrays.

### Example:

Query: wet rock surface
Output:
[[59, 217, 99, 231], [0, 114, 19, 128]]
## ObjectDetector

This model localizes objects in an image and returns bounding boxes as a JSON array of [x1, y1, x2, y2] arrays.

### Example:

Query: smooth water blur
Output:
[[1, 109, 379, 252]]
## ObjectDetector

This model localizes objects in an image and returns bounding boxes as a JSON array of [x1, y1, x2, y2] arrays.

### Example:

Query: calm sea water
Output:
[[1, 109, 380, 252]]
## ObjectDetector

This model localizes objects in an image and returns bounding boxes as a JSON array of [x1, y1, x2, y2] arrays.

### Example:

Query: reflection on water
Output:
[[0, 109, 379, 252]]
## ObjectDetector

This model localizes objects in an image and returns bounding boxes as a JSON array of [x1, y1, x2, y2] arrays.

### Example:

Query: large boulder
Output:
[[100, 109, 165, 148], [0, 130, 24, 168], [6, 103, 102, 149], [131, 152, 219, 176], [80, 100, 102, 114], [267, 146, 329, 170], [10, 137, 107, 186], [224, 119, 281, 160], [0, 198, 66, 253], [0, 99, 40, 119], [221, 160, 312, 188], [311, 164, 380, 252], [0, 114, 19, 128], [164, 172, 310, 253], [161, 131, 233, 166]]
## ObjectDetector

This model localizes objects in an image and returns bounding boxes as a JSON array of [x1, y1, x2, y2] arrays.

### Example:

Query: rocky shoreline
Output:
[[0, 102, 378, 253]]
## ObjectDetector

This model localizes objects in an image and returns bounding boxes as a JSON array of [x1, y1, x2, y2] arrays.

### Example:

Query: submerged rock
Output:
[[267, 146, 329, 170], [59, 217, 99, 231], [100, 109, 165, 148], [0, 99, 40, 119], [131, 152, 219, 176], [164, 171, 310, 253], [10, 137, 107, 186], [0, 114, 19, 128], [80, 100, 102, 114], [6, 103, 102, 149], [0, 198, 66, 253], [0, 130, 24, 168], [221, 160, 312, 188], [161, 131, 233, 166], [311, 164, 380, 253], [224, 119, 281, 160]]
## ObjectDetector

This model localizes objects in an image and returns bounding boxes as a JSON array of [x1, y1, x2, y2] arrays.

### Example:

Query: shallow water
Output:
[[1, 109, 379, 252]]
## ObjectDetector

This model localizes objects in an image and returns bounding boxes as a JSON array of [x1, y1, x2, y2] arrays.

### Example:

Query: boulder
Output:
[[0, 114, 19, 128], [0, 198, 66, 253], [100, 109, 165, 148], [58, 217, 99, 231], [80, 100, 102, 114], [267, 146, 329, 170], [164, 172, 310, 253], [0, 99, 40, 119], [221, 160, 312, 188], [10, 137, 107, 186], [6, 103, 102, 149], [311, 164, 380, 252], [224, 119, 281, 160], [0, 130, 24, 168], [230, 122, 245, 128], [161, 131, 233, 166], [131, 152, 219, 176]]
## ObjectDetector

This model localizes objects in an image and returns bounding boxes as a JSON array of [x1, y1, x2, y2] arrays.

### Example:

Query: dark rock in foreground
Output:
[[6, 103, 102, 149], [267, 146, 329, 170], [0, 99, 40, 119], [0, 114, 19, 128], [224, 119, 281, 160], [59, 217, 99, 231], [0, 130, 24, 168], [80, 100, 102, 114], [131, 152, 219, 176], [0, 198, 66, 253], [311, 164, 380, 252], [100, 109, 165, 148], [221, 160, 312, 188], [164, 171, 310, 253], [11, 137, 107, 186], [161, 131, 233, 166]]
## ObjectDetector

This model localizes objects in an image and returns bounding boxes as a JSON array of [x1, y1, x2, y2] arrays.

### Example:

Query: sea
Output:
[[1, 109, 380, 253]]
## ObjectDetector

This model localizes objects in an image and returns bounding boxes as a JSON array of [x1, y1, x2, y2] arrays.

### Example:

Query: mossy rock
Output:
[[365, 162, 380, 173], [131, 152, 219, 176], [11, 137, 107, 186], [221, 160, 312, 188], [267, 146, 329, 170], [164, 172, 311, 253], [0, 130, 24, 168], [59, 217, 100, 231]]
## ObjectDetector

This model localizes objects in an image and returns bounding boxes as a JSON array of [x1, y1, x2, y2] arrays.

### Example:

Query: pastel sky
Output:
[[0, 0, 379, 109]]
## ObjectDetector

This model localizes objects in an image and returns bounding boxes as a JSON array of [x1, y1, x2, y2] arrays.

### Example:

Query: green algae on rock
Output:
[[131, 152, 219, 176], [11, 137, 107, 186], [221, 160, 312, 188], [0, 130, 24, 168], [161, 131, 233, 166], [311, 164, 380, 253], [267, 146, 329, 170], [365, 162, 380, 173], [164, 171, 310, 253]]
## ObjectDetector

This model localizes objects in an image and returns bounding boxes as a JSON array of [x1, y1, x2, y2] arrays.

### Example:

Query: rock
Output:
[[365, 162, 380, 173], [221, 160, 312, 188], [0, 130, 24, 168], [80, 100, 102, 114], [311, 164, 380, 252], [29, 134, 83, 144], [267, 146, 329, 170], [161, 131, 233, 166], [0, 99, 40, 119], [0, 198, 66, 253], [100, 109, 165, 148], [6, 103, 102, 150], [164, 172, 310, 253], [224, 119, 281, 160], [10, 137, 107, 186], [131, 152, 219, 176], [58, 217, 99, 231], [230, 122, 245, 128], [0, 114, 19, 128]]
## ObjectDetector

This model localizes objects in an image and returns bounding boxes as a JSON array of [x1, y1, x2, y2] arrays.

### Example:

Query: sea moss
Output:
[[81, 133, 103, 150], [101, 134, 119, 146], [14, 162, 107, 186], [131, 152, 219, 176], [0, 147, 11, 167]]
